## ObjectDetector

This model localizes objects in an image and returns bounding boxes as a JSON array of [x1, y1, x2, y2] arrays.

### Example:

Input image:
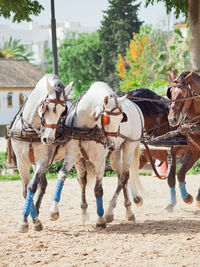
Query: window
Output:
[[19, 92, 24, 107], [7, 92, 13, 108]]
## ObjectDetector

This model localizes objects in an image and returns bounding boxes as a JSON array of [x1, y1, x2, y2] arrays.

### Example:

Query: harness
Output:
[[7, 93, 67, 164]]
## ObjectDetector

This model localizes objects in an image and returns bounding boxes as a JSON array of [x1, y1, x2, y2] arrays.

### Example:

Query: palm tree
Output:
[[0, 37, 33, 61]]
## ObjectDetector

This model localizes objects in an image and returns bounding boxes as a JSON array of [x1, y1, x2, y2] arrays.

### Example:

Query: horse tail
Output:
[[76, 159, 95, 191], [129, 144, 143, 197], [85, 161, 95, 190]]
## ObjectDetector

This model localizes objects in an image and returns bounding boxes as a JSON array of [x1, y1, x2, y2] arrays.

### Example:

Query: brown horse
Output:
[[167, 70, 200, 207], [127, 88, 186, 211]]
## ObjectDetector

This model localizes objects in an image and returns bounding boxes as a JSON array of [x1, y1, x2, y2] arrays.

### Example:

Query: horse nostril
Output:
[[43, 138, 47, 144]]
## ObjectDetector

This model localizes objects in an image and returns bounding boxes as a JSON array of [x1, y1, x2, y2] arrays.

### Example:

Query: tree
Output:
[[145, 0, 200, 72], [116, 25, 168, 94], [0, 0, 43, 22], [45, 32, 102, 97], [152, 28, 189, 78], [0, 37, 33, 60], [99, 0, 143, 89]]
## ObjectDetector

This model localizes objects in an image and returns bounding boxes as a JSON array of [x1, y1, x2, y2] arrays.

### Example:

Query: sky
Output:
[[0, 0, 183, 31]]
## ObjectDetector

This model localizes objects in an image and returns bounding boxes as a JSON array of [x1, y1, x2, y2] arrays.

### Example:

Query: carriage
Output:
[[7, 71, 200, 233]]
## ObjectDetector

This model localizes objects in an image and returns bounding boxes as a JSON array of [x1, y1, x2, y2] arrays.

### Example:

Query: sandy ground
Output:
[[0, 175, 200, 267]]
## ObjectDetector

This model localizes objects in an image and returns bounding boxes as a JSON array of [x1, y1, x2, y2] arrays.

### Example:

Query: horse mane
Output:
[[121, 87, 169, 116], [46, 74, 66, 99], [177, 71, 200, 82], [177, 71, 200, 88]]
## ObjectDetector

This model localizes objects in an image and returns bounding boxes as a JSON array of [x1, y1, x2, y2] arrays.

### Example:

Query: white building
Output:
[[0, 21, 97, 70], [0, 59, 44, 128]]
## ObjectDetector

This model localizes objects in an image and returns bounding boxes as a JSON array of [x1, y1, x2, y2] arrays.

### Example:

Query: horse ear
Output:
[[166, 87, 171, 99], [65, 81, 73, 95], [104, 96, 110, 106], [185, 72, 193, 84], [169, 69, 177, 81], [46, 78, 53, 94], [118, 95, 127, 105]]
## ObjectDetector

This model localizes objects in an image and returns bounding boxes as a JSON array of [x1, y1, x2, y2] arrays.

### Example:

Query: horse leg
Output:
[[31, 173, 48, 231], [94, 179, 106, 228], [17, 161, 34, 233], [165, 148, 177, 212], [18, 159, 50, 233], [106, 143, 139, 223], [123, 182, 135, 222], [105, 150, 122, 223], [49, 149, 76, 221], [107, 150, 135, 222], [177, 148, 200, 204], [18, 171, 41, 233], [75, 159, 89, 223]]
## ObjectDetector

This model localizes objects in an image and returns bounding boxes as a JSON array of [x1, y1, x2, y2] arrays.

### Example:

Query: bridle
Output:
[[168, 78, 200, 123], [39, 97, 66, 129], [95, 97, 124, 137]]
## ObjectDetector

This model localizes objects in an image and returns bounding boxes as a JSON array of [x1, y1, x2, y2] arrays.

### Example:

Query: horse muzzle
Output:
[[168, 113, 184, 127], [41, 136, 56, 145]]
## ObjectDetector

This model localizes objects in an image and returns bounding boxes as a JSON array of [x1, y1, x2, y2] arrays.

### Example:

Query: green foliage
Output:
[[145, 0, 188, 19], [116, 24, 189, 93], [0, 152, 7, 172], [0, 173, 20, 181], [0, 0, 44, 22], [99, 0, 143, 88], [116, 25, 165, 92], [48, 31, 102, 97], [152, 27, 189, 78], [0, 37, 33, 61], [187, 159, 200, 175], [47, 160, 63, 174]]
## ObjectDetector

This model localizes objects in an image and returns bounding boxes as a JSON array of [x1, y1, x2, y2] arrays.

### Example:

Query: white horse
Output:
[[8, 74, 73, 232], [49, 81, 144, 228]]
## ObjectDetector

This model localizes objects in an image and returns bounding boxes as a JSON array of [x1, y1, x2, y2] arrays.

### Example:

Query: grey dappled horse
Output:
[[9, 74, 73, 232], [49, 81, 144, 228]]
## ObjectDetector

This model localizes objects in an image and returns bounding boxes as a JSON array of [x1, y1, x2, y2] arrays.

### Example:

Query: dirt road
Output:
[[0, 175, 200, 266]]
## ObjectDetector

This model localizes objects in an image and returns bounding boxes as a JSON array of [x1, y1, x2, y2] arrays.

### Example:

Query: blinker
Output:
[[102, 115, 110, 125]]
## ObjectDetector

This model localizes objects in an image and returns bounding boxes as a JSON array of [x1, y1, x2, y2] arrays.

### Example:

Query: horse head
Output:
[[39, 77, 73, 144], [167, 71, 196, 127], [94, 94, 127, 150]]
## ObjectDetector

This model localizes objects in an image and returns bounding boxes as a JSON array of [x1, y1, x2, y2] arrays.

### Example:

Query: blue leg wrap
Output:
[[22, 192, 34, 216], [30, 202, 38, 219], [170, 187, 177, 206], [52, 180, 64, 202], [96, 197, 104, 217], [179, 181, 188, 199]]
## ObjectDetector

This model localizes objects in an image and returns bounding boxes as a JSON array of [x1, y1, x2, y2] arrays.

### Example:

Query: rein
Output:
[[128, 93, 200, 103]]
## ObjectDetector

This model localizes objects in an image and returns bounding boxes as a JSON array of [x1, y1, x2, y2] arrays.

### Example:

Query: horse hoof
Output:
[[183, 194, 193, 204], [50, 211, 59, 221], [196, 200, 200, 208], [17, 222, 29, 233], [126, 214, 135, 222], [96, 222, 106, 229], [134, 196, 143, 207], [165, 204, 174, 213], [32, 219, 43, 231], [105, 214, 114, 223]]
